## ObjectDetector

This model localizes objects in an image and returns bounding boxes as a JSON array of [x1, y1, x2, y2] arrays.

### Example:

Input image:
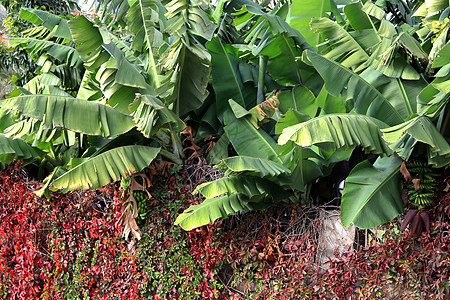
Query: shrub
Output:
[[135, 166, 223, 299], [0, 163, 145, 299], [1, 163, 448, 299], [214, 208, 449, 299]]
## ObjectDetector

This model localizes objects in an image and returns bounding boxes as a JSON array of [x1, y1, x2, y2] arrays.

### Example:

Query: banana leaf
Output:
[[381, 116, 450, 167], [278, 114, 393, 155], [194, 175, 291, 200], [175, 193, 247, 230], [310, 17, 370, 69], [278, 85, 318, 117], [343, 2, 372, 30], [51, 146, 160, 191], [220, 156, 290, 177], [432, 40, 450, 68], [289, 0, 336, 47], [207, 38, 254, 122], [0, 95, 135, 137], [224, 117, 283, 164], [20, 8, 71, 39], [133, 94, 185, 138], [9, 38, 82, 69], [164, 0, 216, 40], [0, 134, 44, 164], [158, 39, 211, 116], [68, 15, 150, 113], [306, 50, 404, 126], [125, 0, 165, 88], [176, 174, 293, 230], [341, 156, 403, 229], [359, 68, 428, 118]]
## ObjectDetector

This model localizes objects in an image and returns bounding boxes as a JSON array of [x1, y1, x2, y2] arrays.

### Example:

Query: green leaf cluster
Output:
[[1, 0, 449, 231]]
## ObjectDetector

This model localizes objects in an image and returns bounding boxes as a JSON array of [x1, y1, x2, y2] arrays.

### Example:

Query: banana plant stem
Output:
[[257, 55, 268, 105]]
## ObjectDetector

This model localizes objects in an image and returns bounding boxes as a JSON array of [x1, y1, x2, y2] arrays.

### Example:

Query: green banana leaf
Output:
[[0, 108, 15, 132], [431, 74, 450, 93], [432, 40, 450, 68], [125, 0, 166, 88], [68, 15, 150, 113], [359, 68, 428, 118], [194, 175, 291, 200], [361, 1, 386, 20], [352, 24, 422, 80], [278, 85, 318, 117], [278, 146, 323, 192], [353, 32, 420, 79], [158, 39, 211, 116], [231, 1, 313, 86], [341, 156, 403, 229], [381, 116, 450, 166], [102, 43, 149, 90], [278, 114, 393, 155], [343, 2, 373, 30], [417, 82, 449, 117], [148, 0, 214, 117], [0, 95, 135, 137], [83, 129, 147, 159], [94, 0, 130, 23], [429, 26, 449, 68], [315, 86, 346, 114], [77, 70, 103, 101], [51, 146, 160, 191], [20, 8, 71, 39], [224, 117, 283, 164], [164, 0, 216, 40], [9, 38, 82, 69], [175, 174, 293, 230], [3, 118, 59, 145], [35, 166, 67, 197], [229, 4, 314, 89], [310, 17, 370, 69], [231, 0, 306, 44], [275, 109, 311, 135], [306, 50, 404, 125], [220, 156, 291, 177], [412, 3, 427, 17], [259, 35, 307, 86], [0, 134, 44, 164], [228, 99, 252, 120], [133, 94, 185, 138], [413, 0, 448, 17], [207, 38, 254, 122], [175, 193, 247, 230], [394, 33, 428, 60], [68, 15, 105, 57], [289, 0, 336, 47], [207, 134, 230, 164]]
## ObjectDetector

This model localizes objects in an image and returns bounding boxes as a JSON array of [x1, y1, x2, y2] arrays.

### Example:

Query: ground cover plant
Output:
[[1, 162, 449, 299], [0, 163, 145, 299]]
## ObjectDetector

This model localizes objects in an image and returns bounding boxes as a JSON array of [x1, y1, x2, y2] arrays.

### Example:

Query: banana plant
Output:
[[0, 2, 218, 194], [178, 0, 449, 231], [175, 110, 324, 230], [0, 1, 220, 246], [2, 0, 449, 233], [279, 1, 450, 229]]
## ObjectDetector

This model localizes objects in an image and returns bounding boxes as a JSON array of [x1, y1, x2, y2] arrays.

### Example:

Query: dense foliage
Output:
[[0, 0, 449, 297], [0, 164, 144, 299], [1, 163, 449, 299], [0, 0, 78, 86], [0, 0, 447, 235]]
